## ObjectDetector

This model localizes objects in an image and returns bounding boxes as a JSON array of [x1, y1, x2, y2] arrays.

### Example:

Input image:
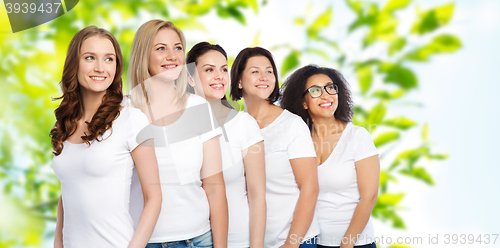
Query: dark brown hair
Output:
[[281, 65, 353, 130], [50, 26, 124, 155], [230, 47, 280, 103], [186, 41, 232, 108]]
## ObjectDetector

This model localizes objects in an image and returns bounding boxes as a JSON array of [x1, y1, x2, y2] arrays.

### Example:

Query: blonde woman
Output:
[[127, 20, 228, 248]]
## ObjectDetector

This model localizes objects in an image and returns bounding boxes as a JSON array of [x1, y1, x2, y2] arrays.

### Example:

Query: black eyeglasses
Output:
[[303, 84, 338, 98]]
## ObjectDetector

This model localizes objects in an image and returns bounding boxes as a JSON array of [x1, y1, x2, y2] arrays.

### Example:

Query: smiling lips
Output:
[[161, 64, 178, 69], [209, 83, 225, 90], [90, 76, 107, 82], [319, 101, 333, 108], [256, 84, 269, 89]]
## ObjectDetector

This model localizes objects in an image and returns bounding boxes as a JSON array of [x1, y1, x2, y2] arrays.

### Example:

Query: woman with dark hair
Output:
[[281, 65, 380, 248], [127, 20, 228, 248], [187, 42, 266, 248], [231, 47, 320, 248], [51, 26, 162, 247]]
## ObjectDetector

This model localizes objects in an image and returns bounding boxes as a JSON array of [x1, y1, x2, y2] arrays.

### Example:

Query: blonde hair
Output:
[[127, 19, 188, 109]]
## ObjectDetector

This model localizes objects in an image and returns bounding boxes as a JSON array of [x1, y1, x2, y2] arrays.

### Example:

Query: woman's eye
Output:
[[206, 68, 213, 72], [251, 71, 258, 74], [222, 68, 228, 72], [311, 88, 320, 94], [266, 70, 273, 74], [85, 56, 94, 60], [175, 46, 183, 51], [156, 47, 165, 51], [105, 57, 114, 62]]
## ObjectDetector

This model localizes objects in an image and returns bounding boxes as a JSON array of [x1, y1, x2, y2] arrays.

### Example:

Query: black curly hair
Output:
[[280, 65, 353, 130]]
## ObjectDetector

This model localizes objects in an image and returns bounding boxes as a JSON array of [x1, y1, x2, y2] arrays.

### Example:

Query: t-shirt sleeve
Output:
[[199, 102, 222, 143], [353, 126, 378, 162], [239, 113, 264, 150], [287, 117, 316, 159], [126, 107, 153, 152]]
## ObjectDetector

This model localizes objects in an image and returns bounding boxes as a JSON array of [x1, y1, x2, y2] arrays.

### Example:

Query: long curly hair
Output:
[[50, 26, 124, 156], [281, 65, 353, 131]]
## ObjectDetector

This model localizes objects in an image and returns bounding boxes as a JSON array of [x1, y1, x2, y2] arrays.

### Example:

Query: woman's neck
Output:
[[243, 96, 273, 121], [80, 89, 106, 122], [207, 99, 232, 126], [311, 115, 346, 137], [149, 78, 177, 106]]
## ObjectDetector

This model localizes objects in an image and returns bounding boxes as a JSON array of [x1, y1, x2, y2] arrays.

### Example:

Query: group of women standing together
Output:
[[51, 19, 380, 248]]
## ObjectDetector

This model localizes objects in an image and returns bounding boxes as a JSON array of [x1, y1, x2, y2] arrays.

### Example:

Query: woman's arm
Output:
[[242, 141, 266, 248], [340, 155, 380, 248], [128, 140, 162, 248], [281, 157, 319, 248], [54, 195, 64, 248], [201, 136, 228, 248]]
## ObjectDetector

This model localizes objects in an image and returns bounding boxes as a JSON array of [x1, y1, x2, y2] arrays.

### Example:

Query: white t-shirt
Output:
[[220, 110, 264, 247], [52, 106, 151, 248], [316, 123, 378, 246], [261, 109, 320, 248], [129, 94, 222, 242]]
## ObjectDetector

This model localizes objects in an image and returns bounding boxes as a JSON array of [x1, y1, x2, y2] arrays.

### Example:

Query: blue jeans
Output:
[[145, 230, 213, 248], [317, 242, 377, 248], [299, 236, 318, 248]]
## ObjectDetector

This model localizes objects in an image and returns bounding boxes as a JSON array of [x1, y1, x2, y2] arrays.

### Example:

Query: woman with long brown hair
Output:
[[127, 20, 228, 248], [51, 26, 162, 247]]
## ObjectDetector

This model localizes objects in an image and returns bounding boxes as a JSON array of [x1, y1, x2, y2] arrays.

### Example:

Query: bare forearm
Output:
[[206, 184, 228, 248], [127, 196, 162, 248], [284, 187, 319, 247], [54, 195, 64, 248], [248, 194, 266, 248], [340, 197, 377, 248]]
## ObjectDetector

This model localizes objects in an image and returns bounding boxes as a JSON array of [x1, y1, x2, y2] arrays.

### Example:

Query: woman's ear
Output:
[[238, 79, 243, 89], [188, 75, 195, 87], [303, 100, 308, 110]]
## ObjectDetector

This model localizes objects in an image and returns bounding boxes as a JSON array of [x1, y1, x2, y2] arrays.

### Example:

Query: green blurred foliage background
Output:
[[0, 0, 459, 246]]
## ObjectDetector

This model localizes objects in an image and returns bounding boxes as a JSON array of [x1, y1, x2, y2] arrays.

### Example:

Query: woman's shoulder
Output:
[[346, 123, 375, 141], [117, 105, 148, 125], [185, 93, 209, 107], [281, 109, 309, 127]]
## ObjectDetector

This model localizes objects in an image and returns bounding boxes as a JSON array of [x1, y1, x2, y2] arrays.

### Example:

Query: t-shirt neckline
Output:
[[260, 109, 287, 131], [318, 122, 352, 167]]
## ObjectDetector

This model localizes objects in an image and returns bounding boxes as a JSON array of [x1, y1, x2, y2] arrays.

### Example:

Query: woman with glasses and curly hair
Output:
[[281, 65, 379, 248], [51, 26, 161, 248]]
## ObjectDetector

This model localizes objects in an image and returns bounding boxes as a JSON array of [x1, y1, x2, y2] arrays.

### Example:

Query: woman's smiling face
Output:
[[148, 28, 185, 80], [194, 50, 229, 101], [303, 73, 339, 119], [77, 36, 117, 95], [239, 55, 276, 101]]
